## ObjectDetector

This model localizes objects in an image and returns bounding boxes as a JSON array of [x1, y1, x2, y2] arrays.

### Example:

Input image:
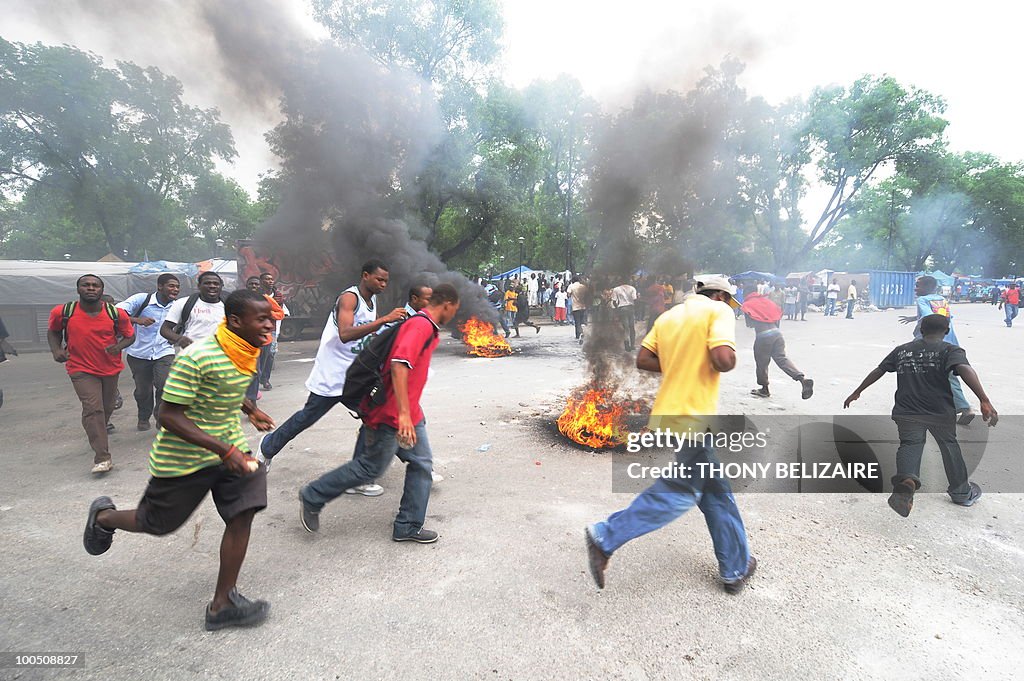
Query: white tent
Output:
[[0, 258, 235, 349]]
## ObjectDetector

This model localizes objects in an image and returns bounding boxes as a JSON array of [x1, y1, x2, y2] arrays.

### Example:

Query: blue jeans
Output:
[[493, 311, 509, 335], [260, 392, 344, 458], [824, 299, 836, 316], [845, 299, 855, 318], [589, 441, 751, 581], [303, 421, 433, 536], [950, 375, 970, 412], [893, 418, 971, 501], [1005, 303, 1018, 326]]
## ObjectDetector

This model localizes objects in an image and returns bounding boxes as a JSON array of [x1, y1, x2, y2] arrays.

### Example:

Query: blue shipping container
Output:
[[868, 270, 916, 308]]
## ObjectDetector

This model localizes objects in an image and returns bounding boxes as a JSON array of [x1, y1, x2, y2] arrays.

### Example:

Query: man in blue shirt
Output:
[[899, 275, 974, 424], [116, 274, 181, 431]]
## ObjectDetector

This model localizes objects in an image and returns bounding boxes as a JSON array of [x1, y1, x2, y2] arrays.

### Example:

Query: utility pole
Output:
[[565, 111, 575, 276], [885, 188, 896, 270], [518, 236, 525, 279]]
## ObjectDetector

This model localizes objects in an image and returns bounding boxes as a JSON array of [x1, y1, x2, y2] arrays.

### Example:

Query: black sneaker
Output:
[[83, 496, 116, 555], [723, 556, 758, 594], [204, 588, 270, 631], [392, 528, 439, 543], [888, 480, 915, 517], [298, 487, 319, 533], [106, 422, 115, 433]]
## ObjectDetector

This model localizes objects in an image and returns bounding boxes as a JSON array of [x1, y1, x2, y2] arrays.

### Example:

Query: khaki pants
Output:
[[69, 372, 120, 464]]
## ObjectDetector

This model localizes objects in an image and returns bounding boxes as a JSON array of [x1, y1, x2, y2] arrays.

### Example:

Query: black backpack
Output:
[[174, 292, 226, 335], [341, 314, 433, 416]]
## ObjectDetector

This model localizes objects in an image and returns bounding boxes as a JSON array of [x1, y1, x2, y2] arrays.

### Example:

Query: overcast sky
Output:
[[5, 0, 1020, 194]]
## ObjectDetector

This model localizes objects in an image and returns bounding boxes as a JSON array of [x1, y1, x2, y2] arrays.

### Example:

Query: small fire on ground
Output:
[[557, 384, 648, 449], [459, 317, 513, 357]]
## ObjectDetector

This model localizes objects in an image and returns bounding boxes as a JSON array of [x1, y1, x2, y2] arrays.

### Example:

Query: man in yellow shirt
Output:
[[503, 285, 518, 333], [585, 276, 757, 593]]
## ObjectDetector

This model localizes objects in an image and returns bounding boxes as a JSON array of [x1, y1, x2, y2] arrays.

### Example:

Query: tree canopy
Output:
[[0, 38, 247, 260], [4, 12, 1024, 278]]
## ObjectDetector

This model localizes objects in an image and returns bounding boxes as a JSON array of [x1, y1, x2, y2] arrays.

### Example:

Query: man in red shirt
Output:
[[298, 284, 461, 543], [47, 274, 136, 474], [1000, 282, 1020, 327], [644, 278, 667, 332]]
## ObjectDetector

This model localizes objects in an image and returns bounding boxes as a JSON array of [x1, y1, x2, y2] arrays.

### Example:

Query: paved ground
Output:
[[1, 302, 1022, 680]]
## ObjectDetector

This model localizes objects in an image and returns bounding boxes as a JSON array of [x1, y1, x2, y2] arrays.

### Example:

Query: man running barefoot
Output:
[[83, 289, 277, 631]]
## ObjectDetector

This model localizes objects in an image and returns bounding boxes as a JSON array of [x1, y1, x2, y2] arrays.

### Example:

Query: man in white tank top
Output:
[[255, 260, 407, 484]]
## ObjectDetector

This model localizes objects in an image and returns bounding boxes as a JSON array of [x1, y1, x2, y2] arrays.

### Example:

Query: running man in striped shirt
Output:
[[82, 289, 278, 631]]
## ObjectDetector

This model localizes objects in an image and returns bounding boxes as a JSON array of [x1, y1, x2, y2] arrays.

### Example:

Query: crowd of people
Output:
[[6, 260, 995, 631]]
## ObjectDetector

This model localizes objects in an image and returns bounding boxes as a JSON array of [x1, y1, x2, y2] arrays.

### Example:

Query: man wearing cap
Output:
[[584, 275, 757, 594]]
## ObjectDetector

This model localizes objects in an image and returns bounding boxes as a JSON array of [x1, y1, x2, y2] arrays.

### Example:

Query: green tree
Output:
[[795, 75, 948, 266], [821, 151, 1024, 276], [312, 0, 503, 86], [0, 38, 238, 260]]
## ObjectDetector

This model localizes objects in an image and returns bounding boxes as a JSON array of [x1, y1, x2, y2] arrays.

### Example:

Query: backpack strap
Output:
[[61, 301, 76, 345], [134, 292, 154, 318], [175, 292, 201, 335], [61, 301, 120, 344], [104, 302, 119, 335]]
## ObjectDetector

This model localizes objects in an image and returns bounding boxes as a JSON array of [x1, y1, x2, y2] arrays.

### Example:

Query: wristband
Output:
[[222, 445, 242, 461]]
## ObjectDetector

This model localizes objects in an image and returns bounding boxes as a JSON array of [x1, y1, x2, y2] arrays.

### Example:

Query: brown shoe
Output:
[[723, 556, 758, 594], [137, 420, 151, 431], [888, 480, 915, 517], [584, 526, 609, 589]]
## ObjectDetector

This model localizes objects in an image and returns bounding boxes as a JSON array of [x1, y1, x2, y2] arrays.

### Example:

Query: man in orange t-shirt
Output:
[[245, 276, 285, 400], [1001, 282, 1020, 327], [46, 274, 135, 474]]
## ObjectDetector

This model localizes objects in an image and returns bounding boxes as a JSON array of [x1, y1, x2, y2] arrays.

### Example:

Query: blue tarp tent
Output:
[[492, 265, 536, 280]]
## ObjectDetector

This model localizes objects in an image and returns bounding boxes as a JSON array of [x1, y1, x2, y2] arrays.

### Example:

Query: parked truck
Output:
[[236, 239, 340, 341]]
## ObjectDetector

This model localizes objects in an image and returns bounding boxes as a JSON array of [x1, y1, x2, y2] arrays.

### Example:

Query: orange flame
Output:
[[459, 317, 513, 357], [557, 385, 644, 449]]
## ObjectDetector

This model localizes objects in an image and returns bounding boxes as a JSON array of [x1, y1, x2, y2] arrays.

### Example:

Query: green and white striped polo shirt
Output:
[[148, 335, 250, 477]]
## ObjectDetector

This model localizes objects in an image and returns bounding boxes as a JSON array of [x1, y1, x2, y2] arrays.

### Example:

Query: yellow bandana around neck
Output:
[[215, 320, 260, 376]]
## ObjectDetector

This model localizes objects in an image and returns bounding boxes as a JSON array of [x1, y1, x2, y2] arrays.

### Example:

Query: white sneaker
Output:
[[255, 435, 271, 473], [344, 483, 384, 496], [91, 460, 113, 474], [431, 471, 444, 483]]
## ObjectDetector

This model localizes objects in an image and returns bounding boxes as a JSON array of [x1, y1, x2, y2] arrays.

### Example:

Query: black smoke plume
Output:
[[580, 87, 726, 389], [197, 0, 495, 321]]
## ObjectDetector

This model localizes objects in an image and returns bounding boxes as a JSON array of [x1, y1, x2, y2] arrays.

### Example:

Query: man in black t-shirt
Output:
[[843, 315, 998, 517]]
